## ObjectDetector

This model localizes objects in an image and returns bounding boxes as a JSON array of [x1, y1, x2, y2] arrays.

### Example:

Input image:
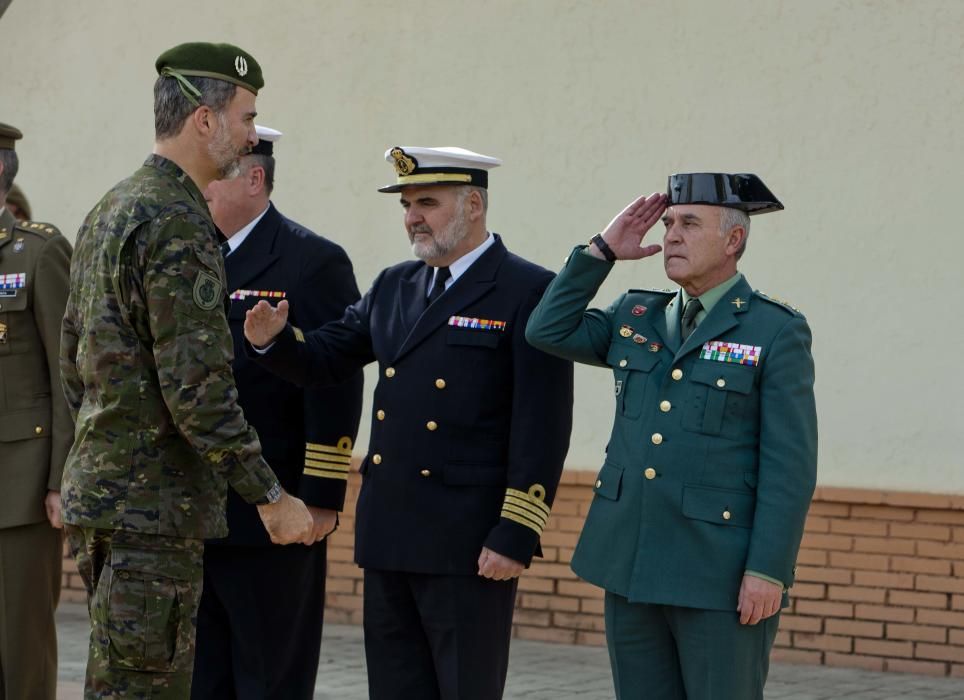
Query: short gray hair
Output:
[[244, 153, 275, 195], [458, 185, 488, 213], [720, 207, 751, 259], [0, 149, 18, 198], [154, 76, 238, 140]]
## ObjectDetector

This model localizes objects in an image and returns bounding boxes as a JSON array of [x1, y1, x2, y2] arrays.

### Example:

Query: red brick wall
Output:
[[61, 471, 964, 676]]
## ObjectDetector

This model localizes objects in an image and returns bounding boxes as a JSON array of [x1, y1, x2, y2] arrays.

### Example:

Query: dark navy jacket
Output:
[[215, 203, 363, 546], [251, 234, 573, 573]]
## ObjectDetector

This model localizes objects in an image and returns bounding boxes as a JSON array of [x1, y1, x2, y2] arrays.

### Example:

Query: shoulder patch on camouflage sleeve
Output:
[[193, 270, 223, 310]]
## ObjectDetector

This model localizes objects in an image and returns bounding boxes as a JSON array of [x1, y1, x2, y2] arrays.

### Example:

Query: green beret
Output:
[[0, 122, 23, 151], [155, 42, 264, 102]]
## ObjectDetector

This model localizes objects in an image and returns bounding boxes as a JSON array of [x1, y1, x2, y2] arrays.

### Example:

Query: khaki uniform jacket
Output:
[[0, 207, 73, 528]]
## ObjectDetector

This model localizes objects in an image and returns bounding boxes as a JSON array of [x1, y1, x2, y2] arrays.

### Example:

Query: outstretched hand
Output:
[[593, 191, 668, 261], [244, 299, 289, 348]]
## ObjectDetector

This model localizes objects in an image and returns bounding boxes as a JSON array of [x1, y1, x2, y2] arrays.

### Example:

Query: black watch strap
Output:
[[590, 233, 617, 262]]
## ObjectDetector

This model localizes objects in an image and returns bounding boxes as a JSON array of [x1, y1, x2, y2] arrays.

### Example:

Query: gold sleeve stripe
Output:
[[305, 458, 350, 471], [303, 466, 349, 481], [306, 437, 353, 455], [503, 495, 549, 525], [293, 326, 306, 342], [501, 503, 547, 530], [501, 510, 545, 536], [305, 451, 352, 464], [504, 487, 551, 517]]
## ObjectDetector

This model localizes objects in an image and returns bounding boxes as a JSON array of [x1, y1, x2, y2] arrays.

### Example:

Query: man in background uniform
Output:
[[59, 44, 313, 699], [244, 146, 574, 700], [526, 175, 818, 700], [192, 125, 363, 699], [5, 183, 31, 221], [0, 122, 73, 700]]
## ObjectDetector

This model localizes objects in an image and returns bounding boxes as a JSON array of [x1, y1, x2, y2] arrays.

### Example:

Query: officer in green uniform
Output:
[[60, 44, 314, 699], [0, 122, 73, 700], [526, 174, 818, 700]]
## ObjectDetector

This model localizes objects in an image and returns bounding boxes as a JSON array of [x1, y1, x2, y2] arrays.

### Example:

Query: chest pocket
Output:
[[682, 361, 756, 437], [0, 290, 29, 356], [606, 339, 661, 419], [446, 327, 501, 349]]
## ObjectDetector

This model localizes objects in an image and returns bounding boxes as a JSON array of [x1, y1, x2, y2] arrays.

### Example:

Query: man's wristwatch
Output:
[[590, 233, 618, 262], [256, 483, 283, 506]]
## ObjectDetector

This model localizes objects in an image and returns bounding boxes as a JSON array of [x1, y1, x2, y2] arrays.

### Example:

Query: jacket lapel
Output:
[[392, 235, 506, 363], [662, 291, 683, 355], [224, 204, 282, 292], [396, 264, 431, 339], [675, 276, 753, 360], [0, 208, 16, 257]]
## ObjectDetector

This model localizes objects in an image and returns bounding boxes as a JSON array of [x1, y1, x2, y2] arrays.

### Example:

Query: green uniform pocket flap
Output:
[[681, 484, 755, 528], [443, 463, 506, 486], [593, 462, 624, 501], [690, 362, 755, 395], [0, 408, 50, 442], [606, 340, 660, 372]]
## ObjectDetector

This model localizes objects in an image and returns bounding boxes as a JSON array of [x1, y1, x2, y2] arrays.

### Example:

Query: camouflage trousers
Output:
[[65, 526, 204, 699]]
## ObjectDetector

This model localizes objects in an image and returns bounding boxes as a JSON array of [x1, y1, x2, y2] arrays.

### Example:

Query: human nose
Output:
[[405, 206, 423, 228], [247, 125, 258, 149]]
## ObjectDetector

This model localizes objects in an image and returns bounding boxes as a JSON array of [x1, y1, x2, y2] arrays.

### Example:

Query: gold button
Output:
[[426, 421, 438, 431], [716, 378, 726, 388], [723, 510, 732, 521], [385, 367, 396, 378], [619, 359, 628, 368], [595, 479, 602, 488], [644, 468, 656, 480], [659, 400, 671, 413], [651, 433, 663, 445], [34, 426, 43, 435], [672, 369, 683, 381], [376, 410, 385, 421], [372, 454, 382, 465], [420, 469, 431, 477], [435, 378, 446, 389]]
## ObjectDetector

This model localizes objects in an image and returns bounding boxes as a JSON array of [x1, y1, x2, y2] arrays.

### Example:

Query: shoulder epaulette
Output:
[[14, 220, 62, 239], [754, 290, 802, 314]]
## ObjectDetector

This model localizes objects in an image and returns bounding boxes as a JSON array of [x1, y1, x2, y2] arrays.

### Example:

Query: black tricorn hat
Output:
[[667, 173, 783, 215]]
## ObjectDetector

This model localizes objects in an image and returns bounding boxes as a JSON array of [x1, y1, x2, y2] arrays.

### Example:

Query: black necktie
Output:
[[680, 298, 703, 341], [426, 267, 451, 305], [220, 241, 231, 258]]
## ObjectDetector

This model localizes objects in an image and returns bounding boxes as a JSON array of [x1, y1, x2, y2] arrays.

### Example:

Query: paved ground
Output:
[[56, 602, 964, 699]]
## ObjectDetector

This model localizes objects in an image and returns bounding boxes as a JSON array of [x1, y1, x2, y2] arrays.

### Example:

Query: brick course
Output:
[[60, 474, 964, 676]]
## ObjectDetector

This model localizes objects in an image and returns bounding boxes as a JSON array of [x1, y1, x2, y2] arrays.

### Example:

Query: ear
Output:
[[465, 189, 484, 222], [247, 165, 266, 194], [724, 225, 746, 256], [191, 105, 217, 137]]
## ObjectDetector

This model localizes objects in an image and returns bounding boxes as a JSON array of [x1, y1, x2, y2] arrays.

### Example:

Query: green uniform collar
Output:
[[679, 272, 744, 325]]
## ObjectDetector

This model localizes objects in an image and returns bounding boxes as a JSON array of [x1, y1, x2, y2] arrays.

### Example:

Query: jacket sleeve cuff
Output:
[[299, 437, 353, 511], [482, 485, 553, 566], [745, 569, 785, 590]]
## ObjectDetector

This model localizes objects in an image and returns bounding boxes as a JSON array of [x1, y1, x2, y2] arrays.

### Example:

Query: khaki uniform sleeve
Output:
[[143, 213, 277, 503], [33, 234, 74, 490]]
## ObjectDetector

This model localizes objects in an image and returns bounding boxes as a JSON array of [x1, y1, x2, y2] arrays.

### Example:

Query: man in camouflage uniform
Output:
[[0, 122, 73, 700], [60, 43, 314, 699]]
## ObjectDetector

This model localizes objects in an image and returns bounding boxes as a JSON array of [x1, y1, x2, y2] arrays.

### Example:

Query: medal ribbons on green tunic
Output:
[[448, 315, 506, 331], [0, 272, 26, 289], [700, 340, 762, 366]]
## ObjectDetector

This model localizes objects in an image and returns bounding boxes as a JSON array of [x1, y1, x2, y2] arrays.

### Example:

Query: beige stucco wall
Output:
[[2, 0, 962, 492]]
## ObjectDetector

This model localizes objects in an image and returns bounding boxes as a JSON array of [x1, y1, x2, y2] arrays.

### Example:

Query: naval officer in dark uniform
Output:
[[192, 125, 363, 700], [0, 121, 73, 700], [526, 175, 817, 700], [243, 146, 574, 700]]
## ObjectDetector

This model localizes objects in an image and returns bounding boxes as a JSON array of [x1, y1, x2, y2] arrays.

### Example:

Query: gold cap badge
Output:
[[390, 147, 417, 176]]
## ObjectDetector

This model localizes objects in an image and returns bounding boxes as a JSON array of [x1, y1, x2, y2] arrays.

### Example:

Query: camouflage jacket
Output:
[[60, 155, 278, 539]]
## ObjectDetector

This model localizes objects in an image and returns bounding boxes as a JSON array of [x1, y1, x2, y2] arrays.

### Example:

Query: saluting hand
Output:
[[590, 191, 668, 261], [478, 546, 524, 581], [244, 299, 290, 348]]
